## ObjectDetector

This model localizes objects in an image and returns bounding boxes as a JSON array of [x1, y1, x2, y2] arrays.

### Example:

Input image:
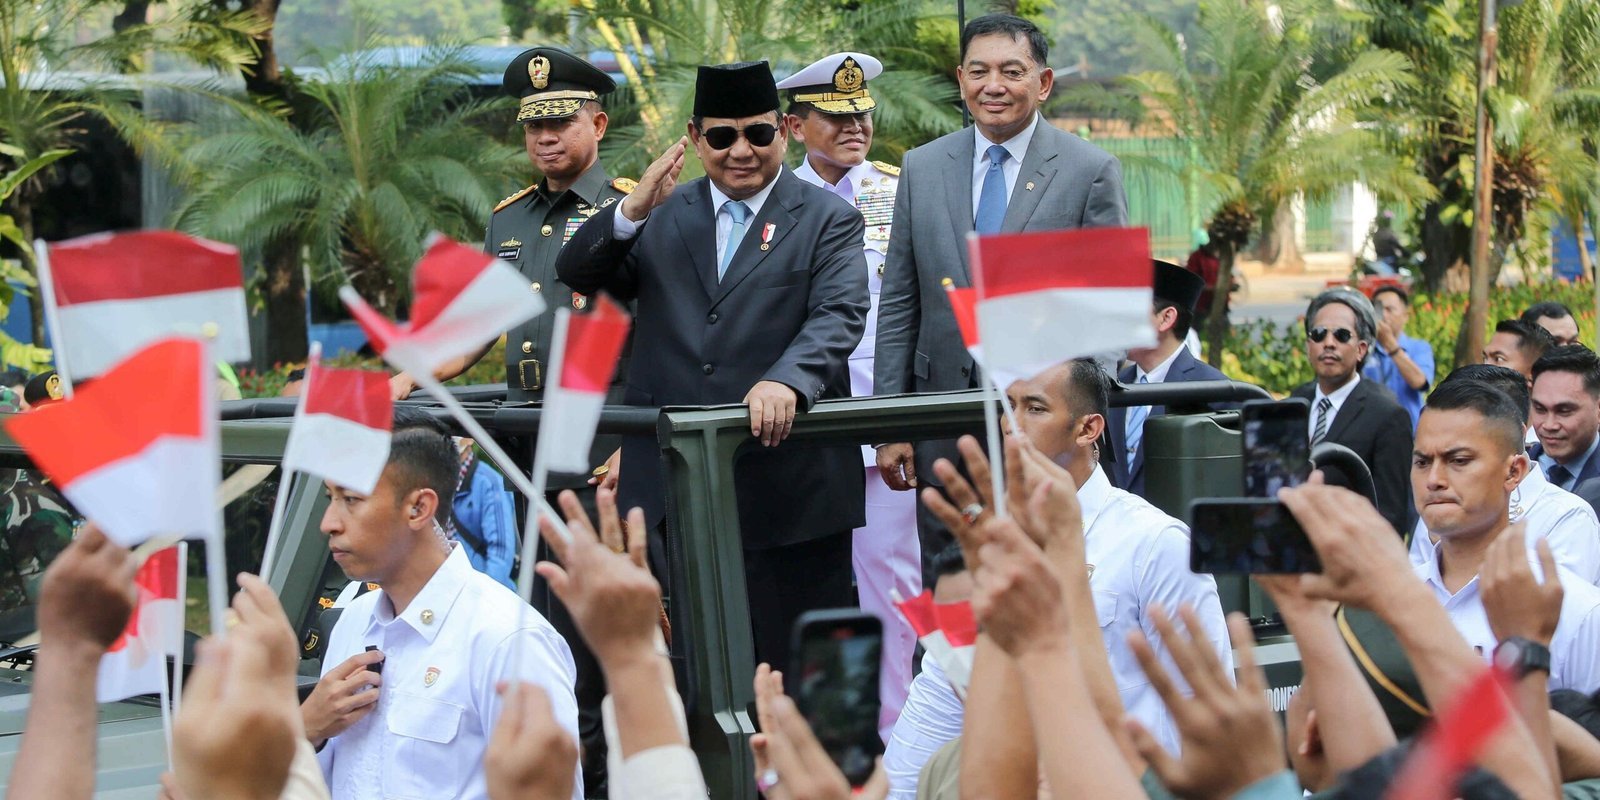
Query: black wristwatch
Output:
[[1493, 636, 1552, 679]]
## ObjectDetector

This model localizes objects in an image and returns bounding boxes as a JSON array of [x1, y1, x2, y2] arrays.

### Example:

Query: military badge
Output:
[[424, 666, 440, 687], [497, 238, 522, 261], [611, 177, 637, 193], [833, 58, 864, 94], [572, 293, 588, 310], [530, 56, 550, 89], [302, 631, 320, 652], [564, 215, 586, 244]]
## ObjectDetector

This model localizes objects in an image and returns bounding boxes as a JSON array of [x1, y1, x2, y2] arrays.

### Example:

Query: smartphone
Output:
[[790, 609, 884, 787], [1241, 399, 1312, 497], [1189, 498, 1322, 574]]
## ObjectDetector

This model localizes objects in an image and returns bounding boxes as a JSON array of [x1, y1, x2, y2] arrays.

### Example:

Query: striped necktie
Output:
[[1311, 397, 1333, 445]]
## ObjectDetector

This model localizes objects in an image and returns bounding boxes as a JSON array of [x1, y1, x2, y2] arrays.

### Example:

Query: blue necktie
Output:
[[718, 200, 750, 279], [1549, 463, 1574, 491], [974, 144, 1010, 235], [1125, 374, 1150, 458]]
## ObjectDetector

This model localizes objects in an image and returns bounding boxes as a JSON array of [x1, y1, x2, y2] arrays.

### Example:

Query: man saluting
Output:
[[557, 61, 868, 670]]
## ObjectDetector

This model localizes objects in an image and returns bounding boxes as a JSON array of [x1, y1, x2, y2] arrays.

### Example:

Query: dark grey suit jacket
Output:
[[556, 171, 869, 549], [872, 117, 1128, 503], [1107, 348, 1231, 497], [1290, 378, 1415, 533]]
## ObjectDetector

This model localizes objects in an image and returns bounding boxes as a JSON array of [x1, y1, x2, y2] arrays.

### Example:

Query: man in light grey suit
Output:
[[873, 13, 1128, 573]]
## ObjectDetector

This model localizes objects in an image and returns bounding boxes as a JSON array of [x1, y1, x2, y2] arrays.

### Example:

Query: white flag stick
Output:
[[980, 363, 1007, 519], [260, 343, 318, 583], [31, 240, 73, 397], [518, 309, 571, 605], [157, 653, 175, 771], [173, 542, 188, 714]]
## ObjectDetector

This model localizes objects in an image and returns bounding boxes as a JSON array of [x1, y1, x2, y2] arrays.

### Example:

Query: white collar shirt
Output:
[[316, 546, 580, 800], [970, 115, 1039, 222], [1135, 345, 1187, 386], [1308, 373, 1361, 441], [708, 170, 781, 269], [1409, 463, 1600, 585], [1414, 550, 1600, 692], [883, 464, 1233, 794]]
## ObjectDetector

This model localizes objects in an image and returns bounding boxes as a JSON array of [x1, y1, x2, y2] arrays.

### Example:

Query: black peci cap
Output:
[[503, 47, 616, 123], [1153, 260, 1204, 313], [693, 61, 780, 120]]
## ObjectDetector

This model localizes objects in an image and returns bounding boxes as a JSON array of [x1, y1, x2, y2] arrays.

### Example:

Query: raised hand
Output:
[[620, 136, 688, 222], [1481, 524, 1562, 647]]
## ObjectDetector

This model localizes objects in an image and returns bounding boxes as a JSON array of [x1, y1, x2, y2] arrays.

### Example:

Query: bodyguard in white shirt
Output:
[[1409, 379, 1600, 693], [303, 408, 580, 800], [884, 359, 1231, 793], [1409, 364, 1600, 584]]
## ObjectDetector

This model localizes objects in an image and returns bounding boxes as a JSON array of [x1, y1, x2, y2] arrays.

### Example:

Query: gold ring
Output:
[[591, 465, 610, 477], [609, 543, 625, 554]]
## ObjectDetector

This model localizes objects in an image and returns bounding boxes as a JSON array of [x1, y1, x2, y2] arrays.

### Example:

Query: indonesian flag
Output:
[[97, 545, 183, 703], [894, 590, 977, 700], [969, 228, 1154, 382], [5, 338, 218, 547], [44, 231, 250, 380], [283, 356, 393, 494], [341, 234, 547, 377], [1384, 665, 1514, 800], [538, 296, 631, 473]]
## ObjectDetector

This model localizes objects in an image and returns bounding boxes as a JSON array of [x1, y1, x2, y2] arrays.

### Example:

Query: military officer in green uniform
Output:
[[388, 45, 632, 796]]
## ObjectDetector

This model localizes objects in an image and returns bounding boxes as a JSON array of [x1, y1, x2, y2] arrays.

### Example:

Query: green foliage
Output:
[[1221, 280, 1599, 394], [237, 337, 507, 398], [1045, 0, 1198, 77], [168, 44, 525, 316], [275, 0, 505, 64]]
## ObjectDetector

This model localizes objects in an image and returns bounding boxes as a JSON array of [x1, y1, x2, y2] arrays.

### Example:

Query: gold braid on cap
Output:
[[517, 90, 601, 122]]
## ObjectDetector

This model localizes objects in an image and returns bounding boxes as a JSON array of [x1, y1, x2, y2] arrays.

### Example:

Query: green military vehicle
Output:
[[0, 380, 1300, 798]]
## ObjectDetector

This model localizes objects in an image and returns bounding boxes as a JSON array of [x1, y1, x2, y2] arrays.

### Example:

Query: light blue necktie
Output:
[[974, 144, 1010, 235], [718, 200, 750, 279], [1125, 374, 1150, 457]]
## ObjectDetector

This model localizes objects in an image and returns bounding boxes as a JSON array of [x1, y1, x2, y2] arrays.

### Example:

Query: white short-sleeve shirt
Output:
[[1414, 551, 1600, 693], [316, 545, 580, 800]]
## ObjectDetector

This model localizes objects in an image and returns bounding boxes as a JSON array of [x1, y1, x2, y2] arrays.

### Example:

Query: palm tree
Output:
[[1119, 0, 1434, 366], [169, 46, 525, 318], [0, 0, 264, 344]]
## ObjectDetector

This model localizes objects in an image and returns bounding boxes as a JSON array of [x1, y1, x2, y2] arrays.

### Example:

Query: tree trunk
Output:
[[1269, 202, 1305, 272], [1577, 214, 1595, 282], [262, 237, 306, 364], [1204, 242, 1236, 369], [1418, 201, 1468, 294]]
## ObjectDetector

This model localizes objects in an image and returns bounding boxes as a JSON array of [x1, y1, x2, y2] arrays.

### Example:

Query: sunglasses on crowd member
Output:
[[1308, 326, 1357, 344], [698, 122, 779, 150]]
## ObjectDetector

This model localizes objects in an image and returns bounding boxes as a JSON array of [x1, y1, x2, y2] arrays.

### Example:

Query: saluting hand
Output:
[[620, 136, 688, 223]]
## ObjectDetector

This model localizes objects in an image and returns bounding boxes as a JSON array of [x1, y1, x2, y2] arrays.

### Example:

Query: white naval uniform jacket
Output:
[[316, 545, 580, 800]]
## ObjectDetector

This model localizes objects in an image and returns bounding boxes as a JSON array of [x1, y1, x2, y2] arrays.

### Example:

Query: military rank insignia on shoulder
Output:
[[494, 185, 537, 213], [871, 161, 900, 177], [611, 177, 637, 194]]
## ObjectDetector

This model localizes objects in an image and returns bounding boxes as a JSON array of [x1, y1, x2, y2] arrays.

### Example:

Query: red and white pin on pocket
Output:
[[759, 223, 776, 251]]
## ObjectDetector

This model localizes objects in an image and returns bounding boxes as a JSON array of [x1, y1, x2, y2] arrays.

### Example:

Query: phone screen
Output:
[[1242, 399, 1312, 497], [791, 611, 884, 787], [1189, 499, 1322, 574]]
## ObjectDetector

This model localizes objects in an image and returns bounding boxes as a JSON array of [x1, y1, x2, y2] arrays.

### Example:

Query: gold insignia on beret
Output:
[[44, 374, 62, 400], [530, 55, 550, 89], [611, 177, 637, 194], [834, 58, 864, 93], [871, 160, 901, 177]]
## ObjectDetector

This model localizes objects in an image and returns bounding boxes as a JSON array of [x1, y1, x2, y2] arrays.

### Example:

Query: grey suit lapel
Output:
[[675, 181, 719, 299], [943, 129, 976, 282], [712, 174, 799, 307], [1001, 119, 1059, 233]]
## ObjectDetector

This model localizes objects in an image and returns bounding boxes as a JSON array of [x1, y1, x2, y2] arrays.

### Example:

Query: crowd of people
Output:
[[11, 9, 1600, 800]]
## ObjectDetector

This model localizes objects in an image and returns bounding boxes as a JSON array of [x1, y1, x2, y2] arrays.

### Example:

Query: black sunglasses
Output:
[[1308, 326, 1356, 344], [699, 122, 778, 151]]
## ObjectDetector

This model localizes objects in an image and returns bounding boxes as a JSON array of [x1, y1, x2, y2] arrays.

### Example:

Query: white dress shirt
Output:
[[1308, 373, 1361, 441], [317, 546, 581, 800], [881, 467, 1232, 798], [970, 115, 1039, 222], [1410, 462, 1600, 585], [1414, 551, 1600, 692], [611, 170, 783, 262]]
